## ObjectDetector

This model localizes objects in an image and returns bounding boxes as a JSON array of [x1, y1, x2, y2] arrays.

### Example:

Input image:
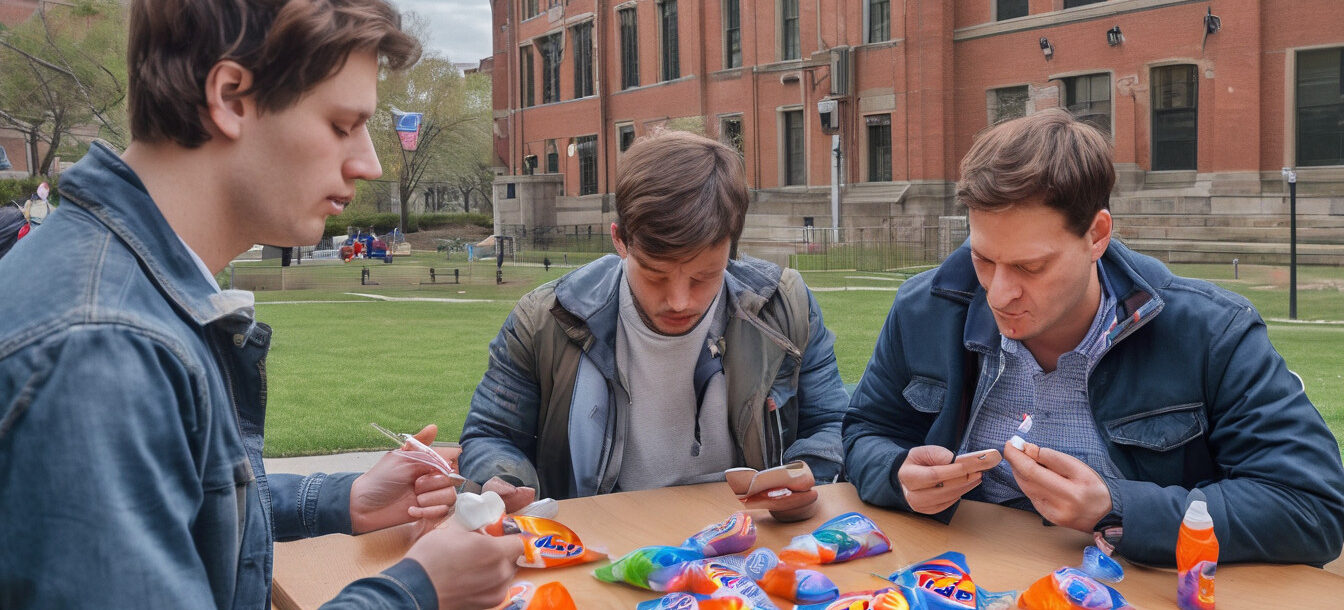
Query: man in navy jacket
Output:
[[844, 109, 1344, 566]]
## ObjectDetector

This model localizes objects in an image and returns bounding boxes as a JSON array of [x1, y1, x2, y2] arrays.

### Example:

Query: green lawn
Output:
[[258, 262, 1344, 456]]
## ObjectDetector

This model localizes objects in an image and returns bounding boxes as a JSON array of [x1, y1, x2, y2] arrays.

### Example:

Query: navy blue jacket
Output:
[[844, 240, 1344, 566]]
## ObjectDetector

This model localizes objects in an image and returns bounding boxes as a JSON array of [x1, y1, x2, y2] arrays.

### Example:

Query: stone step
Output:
[[1115, 214, 1344, 229], [1114, 225, 1344, 244], [1122, 238, 1344, 266]]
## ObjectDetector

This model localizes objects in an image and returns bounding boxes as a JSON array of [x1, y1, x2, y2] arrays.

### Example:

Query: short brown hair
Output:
[[128, 0, 420, 148], [614, 130, 749, 259], [956, 108, 1115, 236]]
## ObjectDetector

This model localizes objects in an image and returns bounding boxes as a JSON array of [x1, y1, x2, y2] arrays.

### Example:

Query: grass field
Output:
[[257, 260, 1344, 457]]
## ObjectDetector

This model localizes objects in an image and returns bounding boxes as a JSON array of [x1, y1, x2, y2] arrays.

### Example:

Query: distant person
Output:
[[0, 1, 521, 607], [843, 109, 1344, 566], [460, 131, 850, 521], [543, 256, 551, 271]]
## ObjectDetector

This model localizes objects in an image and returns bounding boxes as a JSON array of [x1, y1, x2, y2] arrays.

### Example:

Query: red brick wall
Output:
[[493, 0, 1344, 201]]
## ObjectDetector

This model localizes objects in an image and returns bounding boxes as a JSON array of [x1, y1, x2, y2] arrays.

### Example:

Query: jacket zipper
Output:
[[957, 351, 1006, 454]]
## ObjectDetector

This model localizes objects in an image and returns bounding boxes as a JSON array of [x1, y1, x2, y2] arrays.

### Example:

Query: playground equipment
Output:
[[340, 227, 393, 263]]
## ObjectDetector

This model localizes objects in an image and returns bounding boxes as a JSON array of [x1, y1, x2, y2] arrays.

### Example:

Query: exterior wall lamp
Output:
[[1107, 26, 1124, 47], [1040, 37, 1054, 59], [1205, 8, 1222, 34]]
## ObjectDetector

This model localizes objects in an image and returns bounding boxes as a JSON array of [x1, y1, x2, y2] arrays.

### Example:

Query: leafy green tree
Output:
[[0, 0, 127, 175]]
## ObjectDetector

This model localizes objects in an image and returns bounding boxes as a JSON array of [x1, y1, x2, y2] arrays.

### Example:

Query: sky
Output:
[[393, 0, 494, 66]]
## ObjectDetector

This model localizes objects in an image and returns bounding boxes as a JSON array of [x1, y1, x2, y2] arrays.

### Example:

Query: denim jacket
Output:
[[0, 144, 436, 609], [843, 240, 1344, 566], [460, 254, 848, 500]]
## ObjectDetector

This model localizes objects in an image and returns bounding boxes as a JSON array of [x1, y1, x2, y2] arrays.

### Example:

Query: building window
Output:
[[781, 0, 800, 60], [989, 85, 1028, 125], [539, 33, 562, 104], [544, 140, 559, 173], [997, 0, 1027, 21], [783, 109, 805, 186], [577, 135, 598, 195], [1062, 73, 1111, 136], [724, 0, 742, 69], [721, 116, 744, 156], [619, 8, 639, 89], [1064, 0, 1105, 8], [659, 1, 680, 81], [866, 115, 892, 182], [523, 0, 539, 19], [519, 45, 535, 108], [1296, 48, 1344, 167], [572, 22, 594, 98], [867, 0, 889, 43], [1152, 65, 1198, 171], [618, 124, 636, 152]]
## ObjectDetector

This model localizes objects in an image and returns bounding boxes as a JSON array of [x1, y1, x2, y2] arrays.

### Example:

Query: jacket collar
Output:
[[931, 239, 1166, 352], [58, 142, 249, 327], [551, 253, 784, 377]]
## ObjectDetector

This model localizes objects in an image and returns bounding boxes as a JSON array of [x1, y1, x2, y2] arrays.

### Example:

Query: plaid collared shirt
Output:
[[962, 261, 1124, 508]]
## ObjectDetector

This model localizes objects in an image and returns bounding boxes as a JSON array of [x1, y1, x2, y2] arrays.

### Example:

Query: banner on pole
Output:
[[393, 111, 423, 151]]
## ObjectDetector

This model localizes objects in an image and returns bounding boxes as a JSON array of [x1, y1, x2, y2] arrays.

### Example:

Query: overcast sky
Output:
[[393, 0, 494, 65]]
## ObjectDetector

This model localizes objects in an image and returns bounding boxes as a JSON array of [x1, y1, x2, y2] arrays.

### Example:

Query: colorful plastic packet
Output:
[[681, 512, 757, 556], [595, 513, 757, 590], [792, 587, 915, 610], [778, 512, 892, 564], [485, 515, 607, 569], [689, 556, 780, 610], [493, 581, 578, 610], [742, 548, 838, 604], [637, 592, 753, 610], [369, 422, 465, 483], [886, 552, 1017, 609], [1018, 547, 1131, 610], [594, 545, 708, 590]]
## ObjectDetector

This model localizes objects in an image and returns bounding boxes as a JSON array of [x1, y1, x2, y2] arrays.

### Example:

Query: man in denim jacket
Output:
[[460, 132, 849, 521], [0, 1, 521, 608], [844, 110, 1344, 565]]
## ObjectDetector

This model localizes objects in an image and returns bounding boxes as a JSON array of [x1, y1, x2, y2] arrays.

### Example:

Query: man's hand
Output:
[[483, 476, 537, 514], [406, 520, 524, 610], [350, 424, 462, 534], [743, 487, 820, 522], [897, 445, 987, 514], [1003, 440, 1112, 532]]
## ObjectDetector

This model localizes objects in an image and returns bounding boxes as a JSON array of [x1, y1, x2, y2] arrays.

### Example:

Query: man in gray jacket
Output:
[[460, 131, 849, 520]]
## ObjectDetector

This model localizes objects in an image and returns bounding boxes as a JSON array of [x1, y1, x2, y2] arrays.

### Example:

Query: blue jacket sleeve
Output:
[[269, 471, 360, 541], [1113, 310, 1344, 565], [320, 559, 438, 610], [842, 289, 946, 515], [0, 328, 220, 608], [783, 287, 848, 482], [459, 303, 544, 490]]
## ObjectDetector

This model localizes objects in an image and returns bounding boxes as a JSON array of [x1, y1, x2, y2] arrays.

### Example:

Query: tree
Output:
[[0, 0, 127, 176], [368, 15, 493, 231]]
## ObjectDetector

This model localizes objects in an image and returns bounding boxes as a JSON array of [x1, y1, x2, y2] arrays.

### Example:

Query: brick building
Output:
[[490, 0, 1344, 264]]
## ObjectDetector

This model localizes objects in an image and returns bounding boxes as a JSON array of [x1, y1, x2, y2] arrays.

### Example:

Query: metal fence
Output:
[[783, 225, 948, 272], [495, 223, 957, 273], [222, 262, 487, 292]]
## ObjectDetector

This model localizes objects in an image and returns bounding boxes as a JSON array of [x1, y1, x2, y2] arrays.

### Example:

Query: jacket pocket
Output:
[[902, 376, 947, 415], [1105, 402, 1207, 452]]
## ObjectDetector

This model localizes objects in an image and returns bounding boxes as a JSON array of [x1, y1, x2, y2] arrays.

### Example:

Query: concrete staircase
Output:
[[1111, 197, 1344, 265]]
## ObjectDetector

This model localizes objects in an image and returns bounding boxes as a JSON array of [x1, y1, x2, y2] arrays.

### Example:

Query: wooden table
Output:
[[274, 482, 1344, 609]]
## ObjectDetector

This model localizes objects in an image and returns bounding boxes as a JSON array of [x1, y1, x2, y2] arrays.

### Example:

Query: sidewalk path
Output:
[[265, 451, 386, 475]]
